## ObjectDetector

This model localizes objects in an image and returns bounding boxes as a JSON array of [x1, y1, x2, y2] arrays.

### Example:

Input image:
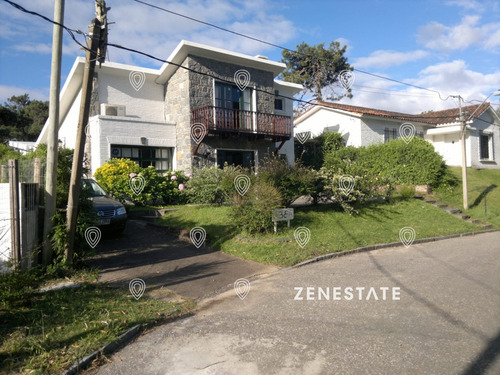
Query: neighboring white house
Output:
[[294, 101, 500, 169], [36, 40, 302, 175], [8, 141, 37, 154]]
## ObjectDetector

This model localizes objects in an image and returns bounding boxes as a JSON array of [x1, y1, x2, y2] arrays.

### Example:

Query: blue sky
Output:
[[0, 0, 499, 113]]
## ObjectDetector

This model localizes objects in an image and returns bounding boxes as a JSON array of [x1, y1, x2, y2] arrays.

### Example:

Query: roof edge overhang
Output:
[[156, 40, 286, 84]]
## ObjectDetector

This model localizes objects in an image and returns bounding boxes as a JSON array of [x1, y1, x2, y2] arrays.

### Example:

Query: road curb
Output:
[[289, 228, 500, 270], [60, 309, 180, 375]]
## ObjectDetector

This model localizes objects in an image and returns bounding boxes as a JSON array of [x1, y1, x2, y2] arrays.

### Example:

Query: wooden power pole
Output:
[[65, 2, 108, 264], [43, 0, 65, 266]]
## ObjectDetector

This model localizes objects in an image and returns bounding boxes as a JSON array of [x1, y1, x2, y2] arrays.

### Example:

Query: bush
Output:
[[296, 131, 345, 170], [94, 158, 187, 206], [184, 164, 252, 204], [323, 138, 451, 187], [231, 180, 282, 233], [399, 185, 416, 200], [258, 156, 319, 206], [318, 168, 393, 214]]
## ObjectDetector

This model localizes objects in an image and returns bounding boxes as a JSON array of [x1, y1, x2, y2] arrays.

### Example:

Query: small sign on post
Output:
[[272, 208, 294, 234]]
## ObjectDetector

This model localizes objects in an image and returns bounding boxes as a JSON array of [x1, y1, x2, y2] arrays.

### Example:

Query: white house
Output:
[[294, 101, 500, 169], [36, 40, 302, 175]]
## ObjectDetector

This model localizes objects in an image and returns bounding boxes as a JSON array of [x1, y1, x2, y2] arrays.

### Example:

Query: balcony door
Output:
[[214, 82, 252, 131]]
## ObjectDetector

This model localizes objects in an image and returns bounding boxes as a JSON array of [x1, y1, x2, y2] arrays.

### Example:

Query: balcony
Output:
[[191, 106, 292, 142]]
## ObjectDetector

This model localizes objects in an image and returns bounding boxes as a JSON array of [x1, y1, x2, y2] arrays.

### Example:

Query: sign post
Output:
[[272, 208, 294, 234]]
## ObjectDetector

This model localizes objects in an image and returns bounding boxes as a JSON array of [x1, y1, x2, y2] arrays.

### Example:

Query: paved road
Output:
[[91, 231, 500, 375], [87, 220, 276, 300]]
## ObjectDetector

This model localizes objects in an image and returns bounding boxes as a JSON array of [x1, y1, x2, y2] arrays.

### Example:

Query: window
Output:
[[384, 128, 398, 143], [111, 145, 173, 171], [216, 149, 255, 169], [274, 90, 284, 111], [215, 82, 252, 130], [480, 134, 492, 160]]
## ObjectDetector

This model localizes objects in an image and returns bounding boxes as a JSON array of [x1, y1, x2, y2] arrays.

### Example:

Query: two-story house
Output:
[[36, 40, 302, 174]]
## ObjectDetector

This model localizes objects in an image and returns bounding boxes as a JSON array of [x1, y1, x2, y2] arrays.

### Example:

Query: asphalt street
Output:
[[90, 231, 500, 375]]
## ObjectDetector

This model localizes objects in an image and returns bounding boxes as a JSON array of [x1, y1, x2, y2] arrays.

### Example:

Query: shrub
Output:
[[323, 138, 451, 187], [258, 156, 319, 206], [231, 180, 282, 233], [296, 131, 345, 170], [94, 158, 188, 205], [399, 185, 416, 200], [318, 167, 393, 214], [184, 164, 252, 204]]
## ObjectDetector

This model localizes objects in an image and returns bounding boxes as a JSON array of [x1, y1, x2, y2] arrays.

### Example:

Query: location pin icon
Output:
[[339, 70, 355, 91], [339, 175, 355, 195], [129, 278, 146, 300], [399, 227, 416, 248], [234, 69, 251, 91], [234, 175, 251, 196], [191, 123, 207, 144], [294, 227, 311, 248], [129, 71, 146, 91], [85, 226, 101, 248], [234, 278, 251, 300], [190, 227, 206, 248], [129, 175, 145, 195], [399, 123, 416, 144], [296, 131, 311, 145]]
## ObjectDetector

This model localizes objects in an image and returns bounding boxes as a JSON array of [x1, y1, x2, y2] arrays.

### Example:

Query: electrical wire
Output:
[[131, 0, 453, 102], [2, 0, 91, 53], [3, 0, 496, 125]]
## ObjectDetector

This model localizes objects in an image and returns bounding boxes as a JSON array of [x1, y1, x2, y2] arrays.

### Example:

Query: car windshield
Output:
[[81, 179, 108, 197]]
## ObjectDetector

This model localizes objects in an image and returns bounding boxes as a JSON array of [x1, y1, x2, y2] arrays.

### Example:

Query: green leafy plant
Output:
[[231, 180, 282, 233]]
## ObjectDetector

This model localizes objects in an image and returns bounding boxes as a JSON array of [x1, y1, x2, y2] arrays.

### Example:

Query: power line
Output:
[[2, 0, 91, 53], [4, 0, 496, 126], [130, 0, 453, 101]]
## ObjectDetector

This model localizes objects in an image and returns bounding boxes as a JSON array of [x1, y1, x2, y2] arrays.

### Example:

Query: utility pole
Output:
[[457, 95, 469, 210], [65, 1, 108, 264], [43, 0, 65, 266]]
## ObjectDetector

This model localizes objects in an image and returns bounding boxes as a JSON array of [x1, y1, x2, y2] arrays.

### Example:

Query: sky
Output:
[[0, 0, 499, 114]]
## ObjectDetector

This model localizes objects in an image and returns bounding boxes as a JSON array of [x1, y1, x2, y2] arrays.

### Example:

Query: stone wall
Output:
[[164, 58, 192, 172], [187, 55, 277, 169]]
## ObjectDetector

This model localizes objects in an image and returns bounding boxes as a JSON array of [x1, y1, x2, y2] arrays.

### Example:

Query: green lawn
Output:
[[434, 167, 500, 227], [0, 270, 194, 374], [158, 199, 483, 267]]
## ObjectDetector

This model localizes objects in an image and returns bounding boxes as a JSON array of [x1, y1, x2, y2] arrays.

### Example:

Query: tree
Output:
[[0, 94, 49, 143], [281, 41, 352, 104]]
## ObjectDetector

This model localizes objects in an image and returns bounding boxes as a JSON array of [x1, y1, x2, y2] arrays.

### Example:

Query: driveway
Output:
[[90, 231, 500, 374], [87, 220, 277, 300]]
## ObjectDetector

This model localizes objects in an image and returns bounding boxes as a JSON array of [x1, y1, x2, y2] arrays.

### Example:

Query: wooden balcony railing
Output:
[[191, 106, 292, 140]]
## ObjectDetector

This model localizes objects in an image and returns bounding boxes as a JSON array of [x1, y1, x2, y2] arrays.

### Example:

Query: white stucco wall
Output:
[[274, 87, 296, 166], [58, 90, 82, 148], [428, 133, 465, 167], [97, 68, 164, 122], [469, 111, 499, 169], [88, 116, 177, 175], [360, 118, 429, 147], [294, 108, 362, 146]]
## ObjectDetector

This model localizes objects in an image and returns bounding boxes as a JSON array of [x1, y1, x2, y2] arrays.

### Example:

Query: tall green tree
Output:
[[281, 41, 352, 103], [0, 94, 49, 143]]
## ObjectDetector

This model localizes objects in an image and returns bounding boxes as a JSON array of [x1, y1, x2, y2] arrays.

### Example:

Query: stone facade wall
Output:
[[164, 58, 192, 172], [186, 55, 277, 169]]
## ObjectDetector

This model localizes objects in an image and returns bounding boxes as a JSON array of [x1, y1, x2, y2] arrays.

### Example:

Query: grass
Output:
[[433, 167, 500, 227], [157, 198, 483, 267], [0, 268, 194, 374]]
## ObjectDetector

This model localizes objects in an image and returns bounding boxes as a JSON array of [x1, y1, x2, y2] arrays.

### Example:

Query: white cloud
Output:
[[354, 50, 428, 69], [0, 85, 49, 104], [446, 0, 484, 11], [0, 0, 297, 67], [417, 15, 500, 51], [337, 60, 500, 114], [14, 43, 52, 54]]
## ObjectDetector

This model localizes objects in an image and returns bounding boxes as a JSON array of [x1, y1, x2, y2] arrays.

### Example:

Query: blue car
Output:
[[82, 179, 127, 232]]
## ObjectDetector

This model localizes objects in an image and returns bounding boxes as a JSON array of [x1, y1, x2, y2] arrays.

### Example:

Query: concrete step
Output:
[[437, 204, 448, 208], [424, 199, 436, 204], [472, 219, 482, 224], [481, 224, 493, 229], [461, 214, 471, 220], [445, 208, 462, 214]]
